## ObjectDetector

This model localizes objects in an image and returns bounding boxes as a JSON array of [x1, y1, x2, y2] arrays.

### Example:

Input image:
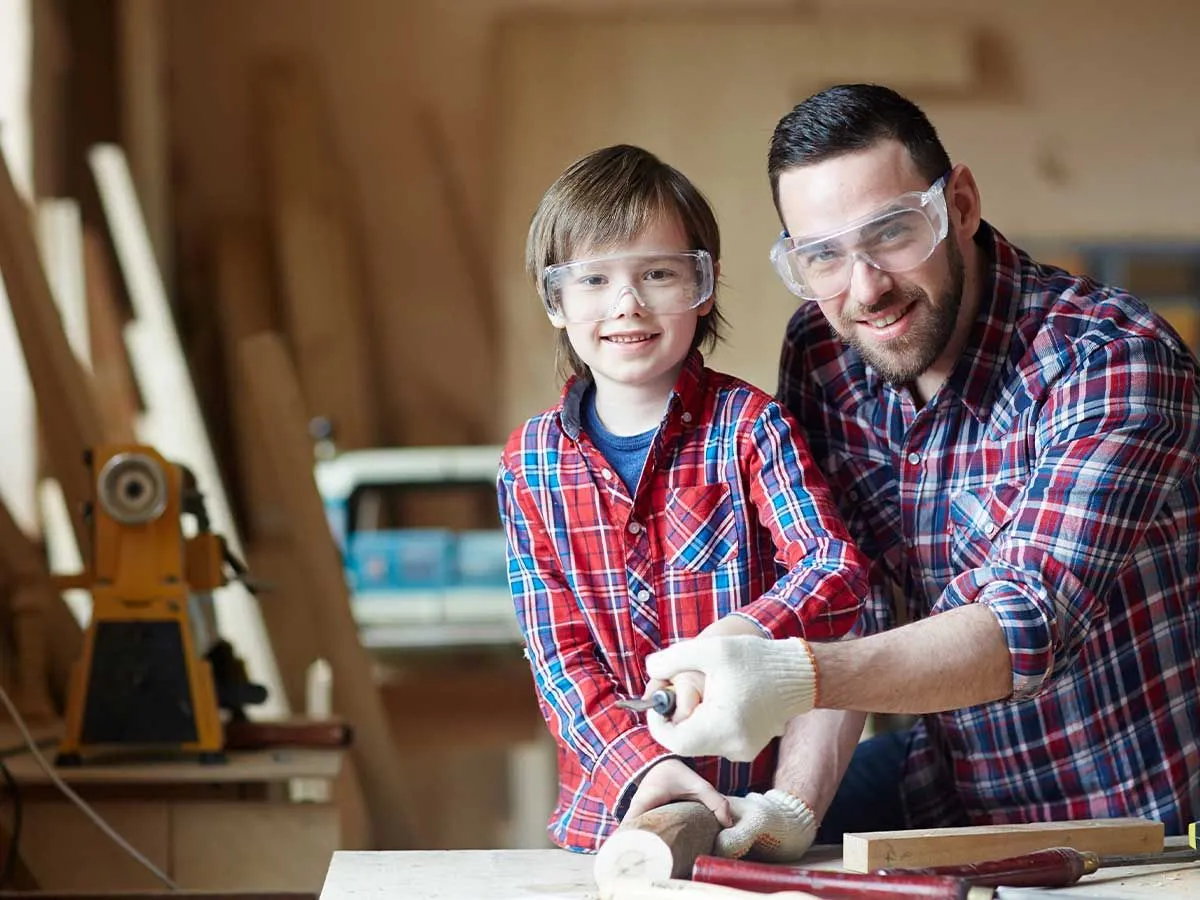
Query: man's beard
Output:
[[835, 237, 966, 385]]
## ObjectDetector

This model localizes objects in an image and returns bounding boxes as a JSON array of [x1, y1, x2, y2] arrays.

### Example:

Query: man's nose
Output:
[[845, 254, 894, 306]]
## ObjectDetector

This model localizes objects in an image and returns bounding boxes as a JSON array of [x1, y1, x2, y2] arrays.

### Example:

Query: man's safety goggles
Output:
[[769, 174, 950, 302], [541, 250, 714, 324]]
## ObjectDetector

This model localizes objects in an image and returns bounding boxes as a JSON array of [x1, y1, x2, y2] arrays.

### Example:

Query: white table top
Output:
[[319, 841, 1200, 900]]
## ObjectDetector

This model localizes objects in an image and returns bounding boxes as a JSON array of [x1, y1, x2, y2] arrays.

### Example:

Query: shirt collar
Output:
[[557, 348, 708, 440], [941, 221, 1024, 421]]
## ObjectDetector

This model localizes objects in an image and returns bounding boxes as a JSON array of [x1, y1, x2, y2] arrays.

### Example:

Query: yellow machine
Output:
[[53, 444, 265, 765]]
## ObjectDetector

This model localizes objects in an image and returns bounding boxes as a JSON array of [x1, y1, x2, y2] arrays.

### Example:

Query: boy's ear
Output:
[[546, 309, 567, 329], [696, 260, 719, 316]]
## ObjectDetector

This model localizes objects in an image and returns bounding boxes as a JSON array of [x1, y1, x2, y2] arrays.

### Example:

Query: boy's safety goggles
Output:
[[769, 174, 950, 302], [542, 250, 714, 324]]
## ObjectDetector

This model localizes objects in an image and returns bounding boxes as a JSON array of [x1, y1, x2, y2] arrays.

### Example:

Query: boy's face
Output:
[[554, 214, 713, 399]]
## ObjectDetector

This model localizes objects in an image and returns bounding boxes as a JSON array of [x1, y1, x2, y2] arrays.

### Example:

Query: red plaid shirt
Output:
[[779, 223, 1200, 833], [498, 352, 869, 852]]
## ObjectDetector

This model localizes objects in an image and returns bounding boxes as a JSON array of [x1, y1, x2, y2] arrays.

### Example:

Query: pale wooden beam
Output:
[[0, 0, 37, 534], [88, 143, 288, 717]]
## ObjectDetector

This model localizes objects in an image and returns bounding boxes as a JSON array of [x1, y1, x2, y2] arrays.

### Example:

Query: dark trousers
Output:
[[814, 730, 910, 843]]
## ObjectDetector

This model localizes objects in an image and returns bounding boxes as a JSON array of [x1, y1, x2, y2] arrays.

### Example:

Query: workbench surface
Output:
[[319, 839, 1200, 899]]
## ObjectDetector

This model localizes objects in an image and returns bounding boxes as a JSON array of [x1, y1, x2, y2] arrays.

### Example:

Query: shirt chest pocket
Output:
[[662, 484, 739, 572], [948, 481, 1024, 568]]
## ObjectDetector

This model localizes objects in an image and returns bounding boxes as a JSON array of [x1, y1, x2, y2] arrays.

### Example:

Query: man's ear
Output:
[[947, 163, 982, 242]]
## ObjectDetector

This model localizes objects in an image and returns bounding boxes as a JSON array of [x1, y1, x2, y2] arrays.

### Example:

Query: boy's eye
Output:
[[643, 268, 677, 283], [577, 274, 608, 288]]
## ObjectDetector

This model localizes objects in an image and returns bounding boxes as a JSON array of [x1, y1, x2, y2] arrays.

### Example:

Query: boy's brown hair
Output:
[[525, 144, 727, 380]]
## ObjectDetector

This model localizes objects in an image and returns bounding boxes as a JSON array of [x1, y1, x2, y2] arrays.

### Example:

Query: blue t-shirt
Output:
[[582, 386, 655, 493]]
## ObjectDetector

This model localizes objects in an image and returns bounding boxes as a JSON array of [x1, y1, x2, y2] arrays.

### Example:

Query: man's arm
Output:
[[815, 604, 1010, 713]]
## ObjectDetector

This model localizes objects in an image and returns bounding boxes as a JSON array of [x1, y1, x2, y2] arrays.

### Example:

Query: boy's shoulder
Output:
[[699, 365, 786, 424], [500, 403, 567, 470]]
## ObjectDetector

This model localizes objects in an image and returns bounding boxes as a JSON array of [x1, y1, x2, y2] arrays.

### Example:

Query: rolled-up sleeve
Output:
[[936, 336, 1200, 698]]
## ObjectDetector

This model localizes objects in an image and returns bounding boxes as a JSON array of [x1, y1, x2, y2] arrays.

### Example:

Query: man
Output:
[[639, 83, 1200, 861]]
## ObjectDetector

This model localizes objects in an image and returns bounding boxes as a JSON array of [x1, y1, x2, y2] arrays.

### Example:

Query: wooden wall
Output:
[[165, 0, 1200, 435]]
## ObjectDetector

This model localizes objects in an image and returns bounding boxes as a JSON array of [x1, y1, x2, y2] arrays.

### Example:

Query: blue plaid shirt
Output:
[[499, 352, 870, 851], [779, 222, 1200, 834]]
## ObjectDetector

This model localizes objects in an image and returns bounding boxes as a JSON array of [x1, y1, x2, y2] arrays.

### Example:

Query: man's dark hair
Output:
[[767, 84, 952, 215]]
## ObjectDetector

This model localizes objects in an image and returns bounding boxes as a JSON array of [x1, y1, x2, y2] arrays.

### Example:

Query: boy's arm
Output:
[[498, 462, 673, 818], [731, 400, 871, 640]]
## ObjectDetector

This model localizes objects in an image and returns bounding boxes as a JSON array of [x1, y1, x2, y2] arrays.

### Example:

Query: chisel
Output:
[[875, 845, 1200, 887], [617, 687, 677, 717]]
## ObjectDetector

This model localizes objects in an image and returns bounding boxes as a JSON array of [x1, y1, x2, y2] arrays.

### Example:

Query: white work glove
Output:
[[645, 635, 818, 761], [716, 789, 818, 862]]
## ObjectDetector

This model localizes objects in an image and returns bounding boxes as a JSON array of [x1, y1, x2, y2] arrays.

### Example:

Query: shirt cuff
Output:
[[939, 552, 1096, 700], [593, 724, 675, 817]]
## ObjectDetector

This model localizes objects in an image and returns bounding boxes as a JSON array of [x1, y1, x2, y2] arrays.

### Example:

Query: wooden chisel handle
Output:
[[692, 856, 989, 899], [874, 847, 1094, 887]]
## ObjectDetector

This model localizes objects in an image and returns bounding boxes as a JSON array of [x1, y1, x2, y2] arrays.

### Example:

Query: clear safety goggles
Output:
[[770, 174, 950, 302], [541, 250, 714, 324]]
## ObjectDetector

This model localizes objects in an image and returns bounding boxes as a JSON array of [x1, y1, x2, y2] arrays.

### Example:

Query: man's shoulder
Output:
[[1015, 259, 1192, 367]]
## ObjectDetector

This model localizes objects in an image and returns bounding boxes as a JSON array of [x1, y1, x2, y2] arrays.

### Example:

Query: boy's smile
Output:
[[556, 213, 713, 434]]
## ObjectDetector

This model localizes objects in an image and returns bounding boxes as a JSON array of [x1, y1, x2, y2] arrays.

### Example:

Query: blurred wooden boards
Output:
[[493, 14, 979, 423], [239, 332, 414, 849], [256, 60, 378, 452]]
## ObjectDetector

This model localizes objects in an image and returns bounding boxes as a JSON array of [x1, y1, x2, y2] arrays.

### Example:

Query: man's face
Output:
[[776, 141, 965, 385]]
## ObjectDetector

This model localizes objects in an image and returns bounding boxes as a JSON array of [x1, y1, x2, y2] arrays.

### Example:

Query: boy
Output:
[[497, 145, 870, 855]]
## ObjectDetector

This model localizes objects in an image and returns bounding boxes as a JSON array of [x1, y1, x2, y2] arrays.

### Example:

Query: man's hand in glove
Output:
[[715, 789, 817, 862], [645, 635, 819, 761]]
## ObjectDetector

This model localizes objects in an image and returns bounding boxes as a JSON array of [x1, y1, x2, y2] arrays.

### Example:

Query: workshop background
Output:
[[0, 0, 1197, 895]]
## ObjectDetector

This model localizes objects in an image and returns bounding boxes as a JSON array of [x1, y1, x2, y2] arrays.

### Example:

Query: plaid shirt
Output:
[[498, 351, 869, 852], [779, 222, 1200, 834]]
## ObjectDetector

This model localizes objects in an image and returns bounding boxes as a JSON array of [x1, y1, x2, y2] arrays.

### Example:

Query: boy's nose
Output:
[[610, 285, 645, 318]]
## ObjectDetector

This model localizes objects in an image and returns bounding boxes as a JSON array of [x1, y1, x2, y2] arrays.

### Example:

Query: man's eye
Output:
[[801, 246, 841, 266], [874, 222, 912, 243]]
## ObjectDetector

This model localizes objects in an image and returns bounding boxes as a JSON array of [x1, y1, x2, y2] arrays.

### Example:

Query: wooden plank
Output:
[[171, 802, 339, 892], [842, 818, 1166, 873], [0, 145, 103, 557], [256, 58, 378, 452], [82, 227, 139, 443], [213, 221, 318, 711], [3, 746, 342, 785], [87, 143, 288, 716], [238, 332, 415, 850], [317, 841, 1200, 900]]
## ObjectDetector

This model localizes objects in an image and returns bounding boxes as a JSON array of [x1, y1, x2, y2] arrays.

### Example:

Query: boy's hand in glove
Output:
[[645, 635, 818, 761], [715, 789, 817, 862]]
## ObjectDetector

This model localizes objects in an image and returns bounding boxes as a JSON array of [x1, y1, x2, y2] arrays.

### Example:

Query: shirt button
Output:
[[601, 468, 613, 481], [628, 521, 642, 535], [636, 589, 650, 602], [681, 412, 693, 424], [847, 489, 859, 500], [984, 521, 998, 537], [907, 452, 922, 465]]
